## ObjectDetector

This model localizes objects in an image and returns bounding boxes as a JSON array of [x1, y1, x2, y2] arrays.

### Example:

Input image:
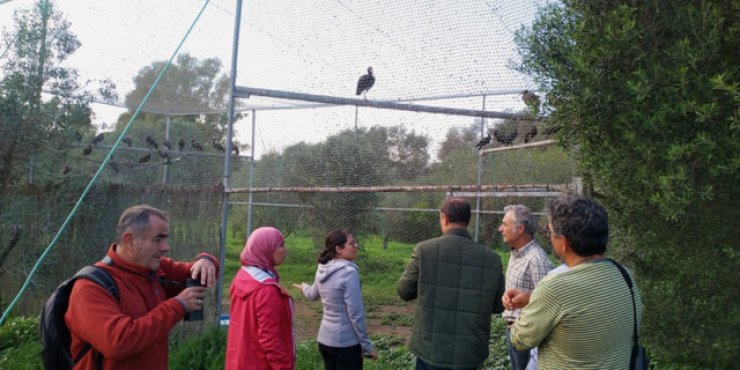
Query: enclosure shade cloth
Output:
[[240, 227, 284, 280]]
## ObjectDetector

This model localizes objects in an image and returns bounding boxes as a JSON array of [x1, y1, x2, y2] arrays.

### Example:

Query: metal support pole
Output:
[[354, 105, 358, 142], [246, 110, 256, 239], [162, 116, 170, 186], [474, 96, 486, 242], [217, 0, 243, 323]]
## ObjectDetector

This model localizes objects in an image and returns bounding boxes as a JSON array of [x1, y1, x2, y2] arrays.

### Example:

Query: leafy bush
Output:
[[0, 316, 39, 351], [0, 340, 43, 370], [169, 326, 227, 370]]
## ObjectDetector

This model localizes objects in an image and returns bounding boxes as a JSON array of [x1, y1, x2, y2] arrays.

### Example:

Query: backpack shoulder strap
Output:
[[74, 266, 119, 302], [71, 266, 119, 369]]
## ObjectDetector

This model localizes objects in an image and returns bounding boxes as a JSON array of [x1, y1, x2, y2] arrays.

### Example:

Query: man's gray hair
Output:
[[116, 205, 170, 242], [503, 204, 538, 237]]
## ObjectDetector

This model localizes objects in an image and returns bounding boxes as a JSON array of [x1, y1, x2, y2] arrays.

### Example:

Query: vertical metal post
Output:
[[474, 95, 486, 242], [217, 0, 243, 323], [246, 110, 255, 239], [162, 116, 170, 186], [354, 105, 358, 142]]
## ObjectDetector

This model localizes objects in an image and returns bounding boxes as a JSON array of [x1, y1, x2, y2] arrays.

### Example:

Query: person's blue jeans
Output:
[[415, 358, 476, 370], [507, 327, 531, 370]]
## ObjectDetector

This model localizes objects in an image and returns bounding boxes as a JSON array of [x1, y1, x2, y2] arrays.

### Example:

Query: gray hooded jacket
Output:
[[301, 259, 373, 353]]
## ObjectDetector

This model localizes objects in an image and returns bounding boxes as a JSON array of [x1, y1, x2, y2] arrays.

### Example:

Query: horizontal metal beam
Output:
[[449, 191, 564, 198], [234, 86, 544, 120], [226, 184, 574, 194], [479, 139, 557, 154], [64, 143, 252, 159], [228, 201, 545, 215]]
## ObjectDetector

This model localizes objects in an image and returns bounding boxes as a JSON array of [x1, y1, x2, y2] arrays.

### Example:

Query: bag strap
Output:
[[72, 266, 120, 370], [608, 259, 639, 347]]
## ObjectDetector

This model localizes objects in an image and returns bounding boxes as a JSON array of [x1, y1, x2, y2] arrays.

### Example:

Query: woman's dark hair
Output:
[[318, 228, 352, 264]]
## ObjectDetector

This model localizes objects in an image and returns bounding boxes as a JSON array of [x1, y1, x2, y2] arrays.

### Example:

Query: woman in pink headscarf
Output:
[[225, 227, 295, 370]]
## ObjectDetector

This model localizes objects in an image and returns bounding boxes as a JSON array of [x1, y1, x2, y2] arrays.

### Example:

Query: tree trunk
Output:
[[0, 224, 22, 316]]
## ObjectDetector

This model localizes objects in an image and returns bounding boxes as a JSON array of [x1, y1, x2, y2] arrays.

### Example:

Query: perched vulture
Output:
[[163, 139, 171, 150], [178, 139, 185, 151], [63, 164, 72, 175], [507, 129, 519, 145], [544, 125, 562, 136], [524, 126, 538, 143], [213, 139, 225, 153], [355, 67, 375, 98], [475, 134, 492, 150], [493, 130, 508, 146], [91, 133, 104, 147], [139, 153, 151, 163], [122, 136, 132, 147], [145, 135, 159, 149], [83, 145, 92, 156], [191, 139, 203, 151]]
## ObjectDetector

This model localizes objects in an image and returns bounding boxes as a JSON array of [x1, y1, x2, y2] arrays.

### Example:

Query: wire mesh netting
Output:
[[0, 0, 572, 321]]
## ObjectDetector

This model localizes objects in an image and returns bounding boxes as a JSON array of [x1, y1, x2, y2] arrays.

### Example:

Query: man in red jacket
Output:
[[65, 205, 220, 370]]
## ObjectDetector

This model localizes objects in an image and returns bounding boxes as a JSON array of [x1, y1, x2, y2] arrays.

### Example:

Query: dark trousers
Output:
[[415, 358, 476, 370], [318, 343, 363, 370]]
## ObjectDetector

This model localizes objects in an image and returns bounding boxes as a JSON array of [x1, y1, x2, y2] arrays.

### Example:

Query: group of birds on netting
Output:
[[62, 133, 240, 176], [474, 124, 561, 150]]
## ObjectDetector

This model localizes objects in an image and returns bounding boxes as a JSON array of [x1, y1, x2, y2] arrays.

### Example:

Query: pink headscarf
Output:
[[240, 227, 285, 280]]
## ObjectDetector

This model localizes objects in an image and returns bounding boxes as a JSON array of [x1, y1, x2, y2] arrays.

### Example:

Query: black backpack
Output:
[[39, 266, 119, 370]]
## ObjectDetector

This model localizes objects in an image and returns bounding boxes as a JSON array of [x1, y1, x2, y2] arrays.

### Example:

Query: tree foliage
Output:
[[516, 1, 740, 367]]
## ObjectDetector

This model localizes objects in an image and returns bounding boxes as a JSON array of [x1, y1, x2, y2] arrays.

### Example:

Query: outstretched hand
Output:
[[292, 283, 309, 291]]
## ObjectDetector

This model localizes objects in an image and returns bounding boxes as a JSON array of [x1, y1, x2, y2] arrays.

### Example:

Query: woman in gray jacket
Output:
[[293, 228, 377, 370]]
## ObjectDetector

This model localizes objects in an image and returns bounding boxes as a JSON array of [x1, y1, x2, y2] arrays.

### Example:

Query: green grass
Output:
[[224, 232, 417, 307]]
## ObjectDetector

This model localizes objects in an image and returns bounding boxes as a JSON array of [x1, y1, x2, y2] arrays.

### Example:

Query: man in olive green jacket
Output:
[[398, 197, 506, 370]]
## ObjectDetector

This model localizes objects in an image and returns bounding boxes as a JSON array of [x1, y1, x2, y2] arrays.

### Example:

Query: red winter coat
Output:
[[226, 266, 295, 370], [65, 244, 220, 370]]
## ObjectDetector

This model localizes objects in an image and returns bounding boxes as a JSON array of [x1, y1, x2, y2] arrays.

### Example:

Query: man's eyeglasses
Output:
[[540, 225, 553, 236]]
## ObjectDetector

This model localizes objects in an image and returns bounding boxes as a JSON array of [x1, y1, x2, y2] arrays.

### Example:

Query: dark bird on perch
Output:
[[83, 145, 92, 156], [544, 125, 562, 136], [122, 136, 132, 147], [355, 67, 375, 99], [74, 131, 82, 142], [163, 139, 171, 150], [213, 139, 225, 153], [145, 135, 158, 149], [158, 149, 170, 163], [493, 130, 508, 146], [91, 133, 104, 147], [109, 160, 119, 173], [524, 125, 538, 143], [63, 164, 72, 175], [475, 134, 492, 150], [507, 129, 519, 145], [521, 90, 541, 116], [191, 139, 203, 151], [139, 153, 151, 163], [178, 138, 185, 151]]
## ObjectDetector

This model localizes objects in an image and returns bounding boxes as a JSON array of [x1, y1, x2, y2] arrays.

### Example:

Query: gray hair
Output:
[[503, 204, 538, 237], [116, 205, 170, 242]]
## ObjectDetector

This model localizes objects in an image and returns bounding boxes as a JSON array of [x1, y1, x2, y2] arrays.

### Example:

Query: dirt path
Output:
[[293, 299, 415, 343], [224, 299, 415, 344]]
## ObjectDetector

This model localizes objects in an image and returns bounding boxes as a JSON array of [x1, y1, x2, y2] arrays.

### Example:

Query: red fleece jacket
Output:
[[65, 244, 220, 370]]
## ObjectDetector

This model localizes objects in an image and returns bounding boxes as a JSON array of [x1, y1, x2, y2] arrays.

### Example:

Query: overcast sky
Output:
[[1, 0, 550, 158]]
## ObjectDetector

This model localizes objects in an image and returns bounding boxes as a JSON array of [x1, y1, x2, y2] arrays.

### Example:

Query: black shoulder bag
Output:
[[610, 259, 649, 370]]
